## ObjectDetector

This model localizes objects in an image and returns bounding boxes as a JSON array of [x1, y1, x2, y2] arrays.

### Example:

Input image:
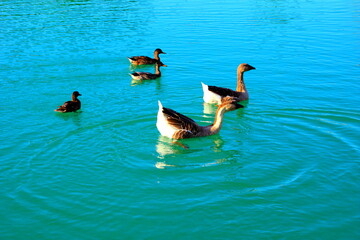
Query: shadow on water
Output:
[[203, 102, 218, 115], [156, 135, 225, 155], [128, 64, 157, 71], [203, 101, 249, 116], [236, 101, 249, 118], [130, 77, 162, 87], [54, 111, 82, 127], [155, 135, 227, 169], [156, 136, 193, 156]]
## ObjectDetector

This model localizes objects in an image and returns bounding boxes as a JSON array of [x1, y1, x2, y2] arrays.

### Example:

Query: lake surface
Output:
[[1, 0, 359, 239]]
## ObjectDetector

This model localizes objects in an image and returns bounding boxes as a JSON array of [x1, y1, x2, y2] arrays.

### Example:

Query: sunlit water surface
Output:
[[1, 0, 359, 239]]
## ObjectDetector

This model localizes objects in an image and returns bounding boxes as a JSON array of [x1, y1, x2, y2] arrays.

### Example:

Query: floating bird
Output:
[[54, 91, 82, 112], [156, 96, 244, 139], [129, 61, 165, 80], [127, 48, 167, 66], [201, 63, 255, 104]]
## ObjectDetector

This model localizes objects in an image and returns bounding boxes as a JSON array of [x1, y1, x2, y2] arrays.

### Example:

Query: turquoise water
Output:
[[1, 0, 359, 239]]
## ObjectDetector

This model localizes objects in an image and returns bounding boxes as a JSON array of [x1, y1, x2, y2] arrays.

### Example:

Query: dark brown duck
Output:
[[127, 48, 167, 66], [55, 91, 82, 112]]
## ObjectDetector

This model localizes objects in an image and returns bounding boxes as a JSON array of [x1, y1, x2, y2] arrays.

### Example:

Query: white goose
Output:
[[156, 96, 243, 140], [202, 63, 255, 104]]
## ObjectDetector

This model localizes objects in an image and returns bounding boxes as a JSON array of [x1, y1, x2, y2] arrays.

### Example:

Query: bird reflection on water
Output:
[[155, 136, 227, 169]]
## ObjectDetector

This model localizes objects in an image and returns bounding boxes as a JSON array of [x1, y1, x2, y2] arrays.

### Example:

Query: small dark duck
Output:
[[129, 61, 165, 80], [127, 48, 167, 66], [55, 91, 82, 112]]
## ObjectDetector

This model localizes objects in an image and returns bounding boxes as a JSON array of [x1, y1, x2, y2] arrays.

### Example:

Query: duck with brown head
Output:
[[202, 63, 256, 104], [156, 96, 244, 140], [55, 91, 82, 113], [127, 48, 167, 66]]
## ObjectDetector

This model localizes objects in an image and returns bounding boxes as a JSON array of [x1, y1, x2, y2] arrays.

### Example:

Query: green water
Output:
[[1, 0, 359, 239]]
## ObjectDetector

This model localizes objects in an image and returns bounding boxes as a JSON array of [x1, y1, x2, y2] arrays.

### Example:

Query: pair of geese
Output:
[[55, 49, 256, 140], [128, 49, 256, 140]]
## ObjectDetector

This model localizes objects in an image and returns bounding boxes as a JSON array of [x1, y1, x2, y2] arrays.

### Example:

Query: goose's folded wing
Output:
[[208, 85, 237, 97], [162, 107, 200, 133], [172, 129, 195, 139]]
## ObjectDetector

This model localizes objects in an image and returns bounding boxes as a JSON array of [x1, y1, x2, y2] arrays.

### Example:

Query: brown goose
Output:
[[156, 96, 243, 139], [54, 91, 82, 112], [129, 61, 165, 80], [127, 48, 167, 66], [201, 63, 255, 104]]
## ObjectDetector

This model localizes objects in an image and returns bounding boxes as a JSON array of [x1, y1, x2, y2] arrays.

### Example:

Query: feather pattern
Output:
[[156, 97, 244, 140], [128, 48, 166, 66], [162, 107, 201, 136], [128, 56, 157, 65]]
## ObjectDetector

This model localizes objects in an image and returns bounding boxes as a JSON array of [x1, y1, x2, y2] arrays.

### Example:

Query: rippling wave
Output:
[[1, 0, 359, 239]]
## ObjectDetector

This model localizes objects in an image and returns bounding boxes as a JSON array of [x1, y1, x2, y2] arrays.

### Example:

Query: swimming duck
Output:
[[127, 48, 167, 66], [201, 63, 256, 104], [129, 61, 165, 80], [54, 91, 82, 112], [156, 96, 244, 139]]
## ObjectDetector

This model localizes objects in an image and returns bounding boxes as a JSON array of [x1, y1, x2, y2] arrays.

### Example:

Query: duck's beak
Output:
[[162, 64, 168, 67], [162, 52, 166, 54], [249, 65, 256, 70]]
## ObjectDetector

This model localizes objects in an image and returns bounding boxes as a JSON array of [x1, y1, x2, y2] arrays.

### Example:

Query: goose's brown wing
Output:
[[172, 129, 195, 139], [162, 107, 200, 134], [208, 85, 238, 98]]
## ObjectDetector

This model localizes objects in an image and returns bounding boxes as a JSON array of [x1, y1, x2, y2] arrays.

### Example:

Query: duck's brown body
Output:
[[128, 48, 166, 66], [55, 91, 81, 113]]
